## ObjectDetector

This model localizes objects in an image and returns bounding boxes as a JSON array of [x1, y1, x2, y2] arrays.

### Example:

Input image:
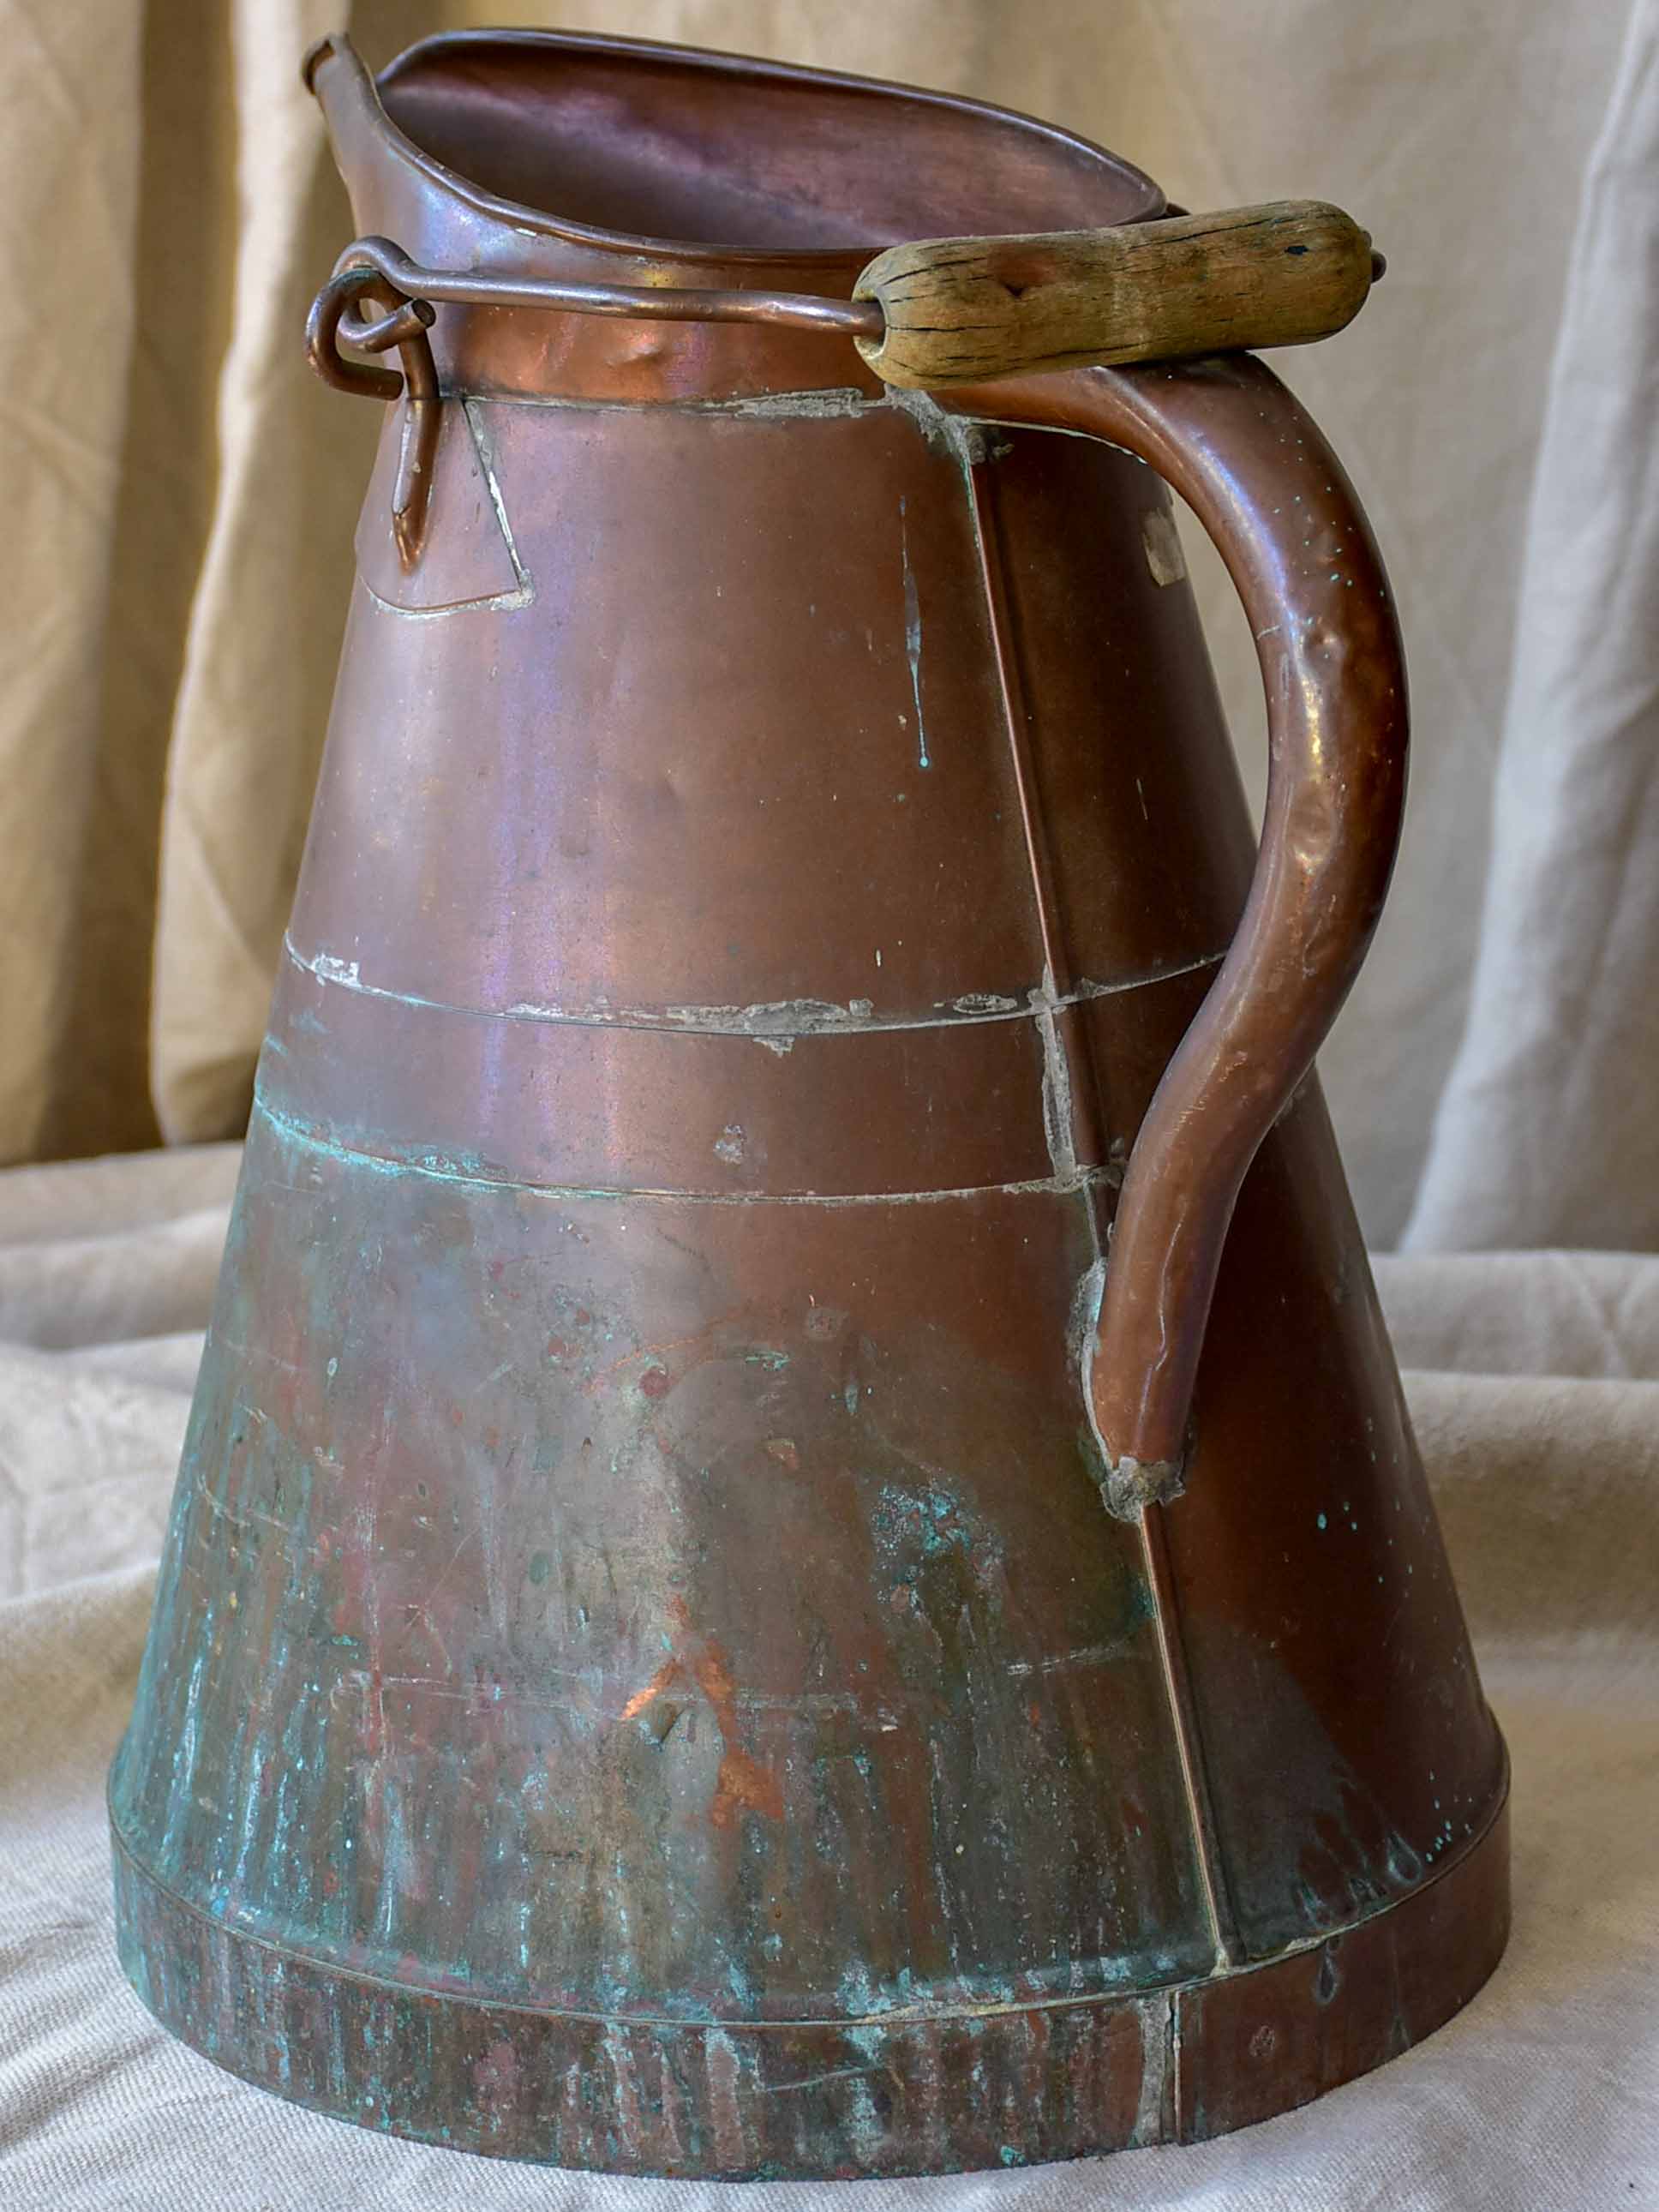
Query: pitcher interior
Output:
[[375, 31, 1162, 255]]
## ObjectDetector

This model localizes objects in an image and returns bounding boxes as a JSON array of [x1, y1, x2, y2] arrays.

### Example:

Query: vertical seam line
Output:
[[957, 417, 1239, 1978]]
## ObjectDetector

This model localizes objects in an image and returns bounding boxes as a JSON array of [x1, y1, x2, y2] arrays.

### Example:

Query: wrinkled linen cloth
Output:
[[1, 1148, 1654, 2209]]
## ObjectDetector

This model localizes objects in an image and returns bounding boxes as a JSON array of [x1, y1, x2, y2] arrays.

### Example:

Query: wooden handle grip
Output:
[[853, 200, 1378, 389]]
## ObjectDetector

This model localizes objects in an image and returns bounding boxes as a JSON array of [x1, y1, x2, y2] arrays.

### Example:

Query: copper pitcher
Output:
[[108, 28, 1509, 2178]]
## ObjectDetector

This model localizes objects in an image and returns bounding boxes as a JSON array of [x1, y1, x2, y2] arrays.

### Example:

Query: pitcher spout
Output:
[[299, 28, 1165, 406]]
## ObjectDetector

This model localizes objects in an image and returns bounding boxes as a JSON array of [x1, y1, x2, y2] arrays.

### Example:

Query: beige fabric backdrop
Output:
[[1, 0, 1650, 1249]]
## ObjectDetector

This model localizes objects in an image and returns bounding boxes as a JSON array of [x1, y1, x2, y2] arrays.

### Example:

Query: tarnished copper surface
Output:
[[109, 25, 1509, 2179]]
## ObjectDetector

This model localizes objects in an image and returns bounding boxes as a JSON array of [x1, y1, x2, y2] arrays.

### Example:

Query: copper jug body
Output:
[[108, 29, 1509, 2178]]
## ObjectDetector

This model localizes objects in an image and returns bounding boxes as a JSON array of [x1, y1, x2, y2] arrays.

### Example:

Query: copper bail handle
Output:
[[929, 359, 1406, 1510], [303, 206, 1379, 400], [853, 201, 1382, 388]]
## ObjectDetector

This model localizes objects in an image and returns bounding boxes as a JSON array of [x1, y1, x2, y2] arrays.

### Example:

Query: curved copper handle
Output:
[[935, 357, 1407, 1510]]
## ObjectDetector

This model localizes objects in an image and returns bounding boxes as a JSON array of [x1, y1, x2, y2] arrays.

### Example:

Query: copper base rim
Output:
[[110, 1780, 1509, 2179]]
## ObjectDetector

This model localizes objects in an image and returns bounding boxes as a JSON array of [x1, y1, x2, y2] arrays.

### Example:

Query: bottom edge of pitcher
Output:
[[108, 1785, 1508, 2178]]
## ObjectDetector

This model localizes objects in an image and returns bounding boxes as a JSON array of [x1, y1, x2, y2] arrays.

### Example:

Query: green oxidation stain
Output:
[[874, 1479, 1153, 1646], [1316, 1512, 1328, 1530], [876, 1484, 970, 1548], [254, 1094, 495, 1189], [527, 1550, 552, 1586]]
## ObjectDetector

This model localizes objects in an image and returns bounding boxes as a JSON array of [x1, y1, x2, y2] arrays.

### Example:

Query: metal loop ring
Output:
[[303, 249, 440, 405], [304, 251, 441, 569], [338, 294, 437, 357]]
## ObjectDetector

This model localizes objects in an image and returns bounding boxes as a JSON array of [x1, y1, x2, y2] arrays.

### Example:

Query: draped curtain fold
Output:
[[0, 0, 1648, 1251]]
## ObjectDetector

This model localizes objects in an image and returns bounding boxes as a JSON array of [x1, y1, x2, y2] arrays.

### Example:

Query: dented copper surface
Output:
[[108, 26, 1510, 2179]]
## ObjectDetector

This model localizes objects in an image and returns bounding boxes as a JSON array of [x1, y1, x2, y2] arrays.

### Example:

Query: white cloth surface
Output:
[[0, 1148, 1654, 2208]]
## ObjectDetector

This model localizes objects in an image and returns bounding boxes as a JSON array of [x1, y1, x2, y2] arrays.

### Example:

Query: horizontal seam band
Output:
[[281, 935, 1225, 1041], [252, 1095, 1111, 1206]]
